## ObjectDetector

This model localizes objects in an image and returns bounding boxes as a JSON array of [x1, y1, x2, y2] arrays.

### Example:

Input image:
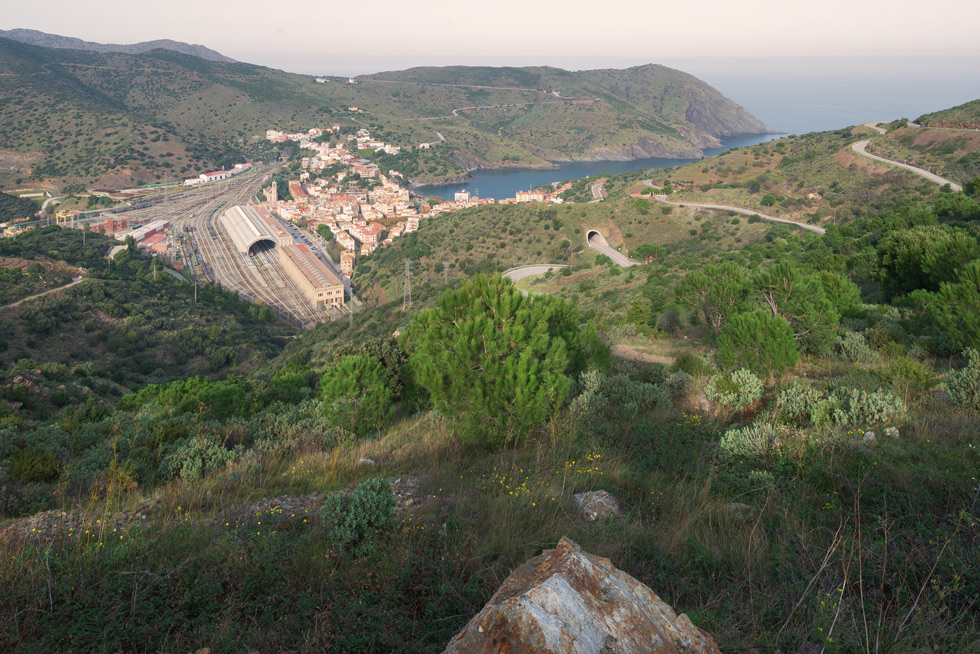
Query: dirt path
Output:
[[1, 277, 86, 309]]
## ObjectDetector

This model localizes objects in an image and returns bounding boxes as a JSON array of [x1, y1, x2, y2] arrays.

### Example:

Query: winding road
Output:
[[586, 230, 639, 267], [1, 277, 86, 310], [851, 122, 963, 192]]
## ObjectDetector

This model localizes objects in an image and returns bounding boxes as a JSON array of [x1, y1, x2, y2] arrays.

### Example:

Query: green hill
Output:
[[0, 38, 771, 191], [916, 98, 980, 129]]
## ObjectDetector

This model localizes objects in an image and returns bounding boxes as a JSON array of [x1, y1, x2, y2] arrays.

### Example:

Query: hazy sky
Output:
[[5, 0, 979, 75]]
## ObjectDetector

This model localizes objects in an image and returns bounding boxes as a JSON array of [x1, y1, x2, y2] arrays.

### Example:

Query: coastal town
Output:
[[0, 123, 572, 324]]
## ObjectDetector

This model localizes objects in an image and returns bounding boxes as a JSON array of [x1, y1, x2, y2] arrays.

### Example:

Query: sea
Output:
[[414, 56, 980, 200]]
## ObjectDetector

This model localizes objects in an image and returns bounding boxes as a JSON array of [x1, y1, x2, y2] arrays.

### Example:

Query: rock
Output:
[[862, 431, 877, 445], [884, 426, 900, 439], [572, 490, 622, 522], [797, 643, 821, 654], [444, 537, 720, 654], [359, 458, 375, 465]]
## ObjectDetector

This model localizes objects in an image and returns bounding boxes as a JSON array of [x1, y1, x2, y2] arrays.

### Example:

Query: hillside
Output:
[[357, 65, 772, 166], [868, 124, 980, 184], [0, 38, 771, 190], [0, 29, 235, 62], [916, 98, 980, 129]]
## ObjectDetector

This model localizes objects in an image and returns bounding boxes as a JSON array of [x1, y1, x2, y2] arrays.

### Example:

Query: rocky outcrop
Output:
[[444, 536, 721, 654]]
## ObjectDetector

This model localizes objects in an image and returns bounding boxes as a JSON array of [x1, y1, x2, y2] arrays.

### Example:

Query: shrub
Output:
[[748, 469, 776, 487], [321, 477, 396, 556], [9, 447, 60, 483], [705, 369, 764, 410], [719, 422, 777, 459], [774, 382, 824, 426], [321, 355, 394, 437], [718, 311, 799, 376], [944, 348, 980, 410], [570, 370, 671, 434], [405, 275, 601, 444], [835, 331, 881, 364], [673, 352, 714, 378], [165, 433, 241, 481], [880, 357, 933, 398], [829, 388, 906, 428], [665, 370, 695, 395]]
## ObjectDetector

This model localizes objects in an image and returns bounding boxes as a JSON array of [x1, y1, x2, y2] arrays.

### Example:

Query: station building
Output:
[[280, 244, 345, 308]]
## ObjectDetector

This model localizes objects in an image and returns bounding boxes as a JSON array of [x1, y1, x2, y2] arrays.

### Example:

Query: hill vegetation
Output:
[[917, 98, 980, 129], [0, 29, 236, 62], [2, 108, 980, 652], [0, 38, 771, 190], [868, 125, 980, 185]]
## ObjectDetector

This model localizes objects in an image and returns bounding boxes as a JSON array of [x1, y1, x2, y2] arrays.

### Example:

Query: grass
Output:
[[3, 352, 977, 652]]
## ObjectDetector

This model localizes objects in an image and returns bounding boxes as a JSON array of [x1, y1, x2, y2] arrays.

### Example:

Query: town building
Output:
[[280, 244, 345, 308]]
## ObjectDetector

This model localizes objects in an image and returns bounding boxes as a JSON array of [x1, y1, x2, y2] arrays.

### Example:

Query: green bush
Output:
[[705, 369, 764, 410], [718, 311, 799, 376], [719, 422, 776, 459], [672, 352, 714, 378], [320, 355, 394, 437], [774, 382, 824, 426], [835, 332, 881, 364], [321, 477, 396, 556], [944, 348, 980, 410], [880, 357, 933, 397], [829, 387, 906, 428], [164, 433, 242, 481], [570, 370, 671, 434], [9, 447, 60, 483]]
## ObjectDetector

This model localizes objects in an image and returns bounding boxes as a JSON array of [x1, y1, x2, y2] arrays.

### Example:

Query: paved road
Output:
[[40, 196, 62, 212], [642, 183, 826, 235], [586, 231, 639, 267], [851, 134, 963, 192], [502, 264, 568, 284], [590, 181, 605, 201], [1, 277, 85, 309]]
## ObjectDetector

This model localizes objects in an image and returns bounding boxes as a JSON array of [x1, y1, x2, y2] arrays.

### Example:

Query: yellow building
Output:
[[280, 244, 344, 308]]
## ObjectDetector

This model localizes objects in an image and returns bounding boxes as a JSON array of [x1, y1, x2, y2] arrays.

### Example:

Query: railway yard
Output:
[[103, 165, 351, 329]]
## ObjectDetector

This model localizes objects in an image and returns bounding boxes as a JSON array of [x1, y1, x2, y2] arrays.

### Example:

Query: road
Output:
[[590, 180, 605, 201], [647, 193, 826, 235], [1, 277, 86, 310], [586, 231, 639, 267], [852, 122, 963, 192], [40, 196, 62, 212], [502, 264, 568, 283]]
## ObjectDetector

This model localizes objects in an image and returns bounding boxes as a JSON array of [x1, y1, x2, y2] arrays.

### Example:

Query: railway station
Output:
[[219, 205, 279, 258]]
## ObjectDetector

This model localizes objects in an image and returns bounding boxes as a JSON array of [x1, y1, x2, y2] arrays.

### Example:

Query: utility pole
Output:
[[194, 283, 197, 304], [444, 261, 448, 285], [403, 260, 412, 309]]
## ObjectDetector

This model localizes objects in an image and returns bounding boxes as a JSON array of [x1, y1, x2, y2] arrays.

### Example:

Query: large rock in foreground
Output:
[[444, 536, 720, 654]]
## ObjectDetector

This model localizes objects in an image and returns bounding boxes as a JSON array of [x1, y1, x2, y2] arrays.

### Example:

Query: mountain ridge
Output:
[[0, 28, 235, 62]]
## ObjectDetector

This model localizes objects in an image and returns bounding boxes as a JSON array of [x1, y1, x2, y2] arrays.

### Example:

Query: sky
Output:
[[5, 0, 980, 75]]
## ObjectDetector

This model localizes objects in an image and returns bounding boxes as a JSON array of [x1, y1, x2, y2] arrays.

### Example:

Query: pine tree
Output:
[[321, 355, 394, 437], [753, 262, 840, 355], [718, 310, 799, 377], [405, 274, 597, 444], [675, 262, 749, 335]]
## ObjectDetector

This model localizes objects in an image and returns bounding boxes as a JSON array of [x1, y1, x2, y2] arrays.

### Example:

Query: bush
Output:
[[774, 382, 823, 426], [665, 370, 695, 395], [405, 275, 601, 444], [569, 370, 671, 434], [829, 387, 906, 428], [719, 422, 777, 459], [880, 357, 933, 397], [164, 433, 241, 481], [672, 352, 714, 378], [835, 331, 881, 364], [718, 311, 799, 376], [321, 355, 394, 437], [944, 348, 980, 410], [9, 447, 60, 483], [705, 369, 764, 411], [321, 477, 396, 556]]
